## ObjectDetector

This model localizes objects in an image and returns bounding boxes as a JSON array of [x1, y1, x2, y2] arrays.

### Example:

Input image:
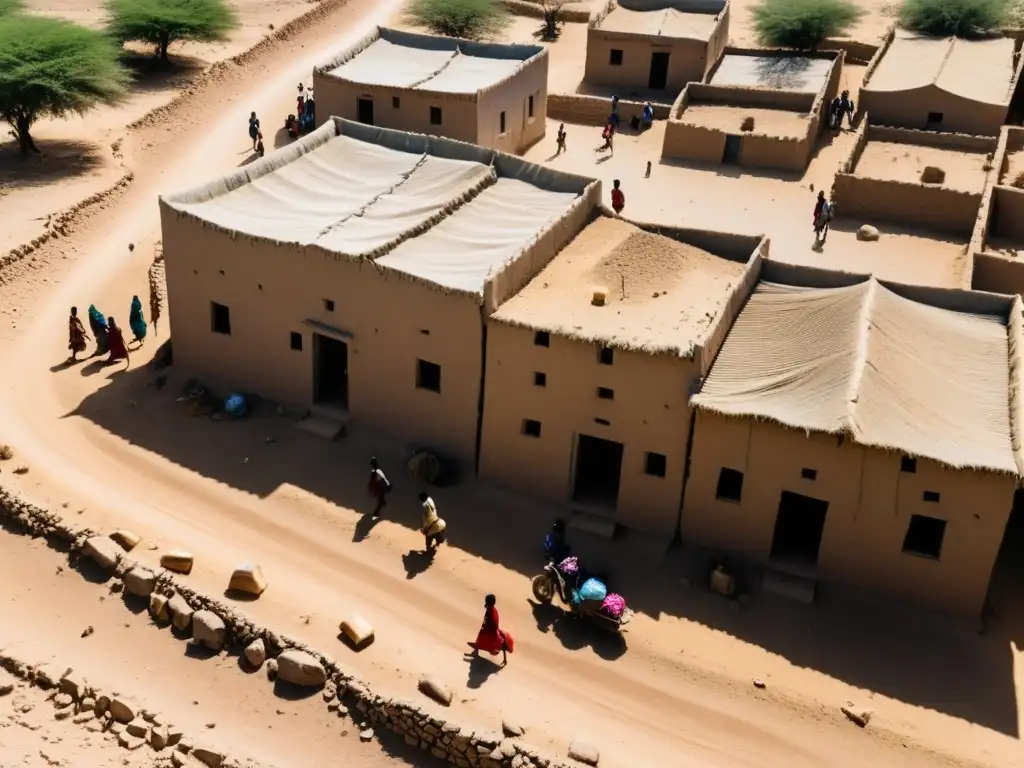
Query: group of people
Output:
[[366, 457, 513, 666], [828, 90, 855, 131], [67, 297, 148, 366]]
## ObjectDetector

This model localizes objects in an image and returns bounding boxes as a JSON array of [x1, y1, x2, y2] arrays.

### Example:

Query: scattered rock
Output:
[[265, 659, 278, 681], [82, 536, 122, 571], [359, 728, 374, 742], [81, 626, 94, 638], [109, 530, 140, 551], [54, 705, 73, 720], [192, 747, 226, 767], [150, 593, 170, 622], [167, 725, 184, 746], [841, 702, 872, 728], [502, 719, 526, 737], [54, 693, 74, 708], [126, 721, 149, 738], [58, 671, 85, 700], [109, 697, 135, 723], [151, 725, 170, 750], [568, 739, 600, 766], [753, 679, 766, 689], [338, 614, 374, 649], [123, 567, 157, 598], [227, 563, 267, 596], [192, 611, 227, 651], [856, 224, 880, 242], [276, 650, 326, 687], [0, 669, 16, 696], [168, 594, 194, 632], [95, 695, 110, 717], [171, 752, 190, 768], [920, 165, 945, 184], [160, 550, 194, 575], [418, 675, 452, 707], [243, 639, 265, 669], [73, 712, 94, 724], [81, 696, 96, 712]]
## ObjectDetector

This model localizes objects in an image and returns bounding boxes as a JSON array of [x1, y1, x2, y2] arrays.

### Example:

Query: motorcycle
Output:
[[531, 563, 632, 633]]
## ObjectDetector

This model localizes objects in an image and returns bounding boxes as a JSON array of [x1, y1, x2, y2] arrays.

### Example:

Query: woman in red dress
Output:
[[471, 594, 512, 666], [105, 317, 130, 367]]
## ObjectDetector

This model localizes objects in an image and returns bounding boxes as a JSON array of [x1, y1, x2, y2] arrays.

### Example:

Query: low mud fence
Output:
[[0, 487, 592, 768], [546, 93, 671, 126], [501, 0, 592, 22]]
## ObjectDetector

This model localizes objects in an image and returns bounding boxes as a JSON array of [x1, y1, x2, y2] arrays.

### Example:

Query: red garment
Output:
[[106, 325, 128, 362], [474, 605, 506, 655], [611, 188, 624, 213]]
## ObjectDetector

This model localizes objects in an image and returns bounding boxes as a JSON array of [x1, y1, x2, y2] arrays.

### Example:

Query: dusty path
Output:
[[0, 2, 1019, 768]]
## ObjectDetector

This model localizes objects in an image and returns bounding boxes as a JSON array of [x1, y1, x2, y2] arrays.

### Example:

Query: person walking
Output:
[[419, 492, 447, 554], [611, 179, 625, 215], [129, 295, 147, 346], [87, 305, 109, 357], [469, 594, 513, 667], [367, 457, 391, 519], [556, 123, 566, 155], [248, 112, 260, 152], [105, 317, 130, 367], [67, 307, 89, 363]]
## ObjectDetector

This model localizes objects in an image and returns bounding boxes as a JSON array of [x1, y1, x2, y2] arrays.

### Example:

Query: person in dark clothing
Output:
[[839, 90, 854, 128], [544, 519, 570, 564], [367, 457, 391, 519], [248, 112, 260, 151]]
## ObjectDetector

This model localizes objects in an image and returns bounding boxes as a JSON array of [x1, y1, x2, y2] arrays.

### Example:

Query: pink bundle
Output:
[[558, 556, 579, 574], [601, 593, 626, 618]]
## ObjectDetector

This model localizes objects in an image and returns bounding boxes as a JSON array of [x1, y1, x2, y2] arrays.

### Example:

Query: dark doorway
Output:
[[357, 98, 374, 125], [648, 51, 670, 90], [314, 334, 349, 409], [572, 434, 624, 508], [722, 135, 741, 164], [770, 491, 829, 566]]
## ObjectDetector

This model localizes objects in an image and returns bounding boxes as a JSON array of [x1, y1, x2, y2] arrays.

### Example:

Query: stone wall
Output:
[[0, 487, 590, 768]]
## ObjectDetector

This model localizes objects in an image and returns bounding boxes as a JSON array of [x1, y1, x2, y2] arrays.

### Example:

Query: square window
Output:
[[534, 371, 547, 387], [594, 417, 610, 426], [926, 112, 943, 125], [416, 359, 441, 393], [392, 96, 400, 109], [430, 106, 442, 125], [323, 298, 335, 312], [598, 346, 614, 365], [597, 386, 614, 400], [901, 455, 917, 473], [534, 330, 550, 347], [610, 49, 623, 66], [902, 514, 946, 559], [645, 452, 667, 478], [290, 332, 302, 351], [528, 94, 535, 118], [801, 468, 817, 481], [211, 302, 231, 335], [500, 111, 506, 134], [715, 467, 743, 502], [522, 419, 542, 437], [923, 490, 940, 503]]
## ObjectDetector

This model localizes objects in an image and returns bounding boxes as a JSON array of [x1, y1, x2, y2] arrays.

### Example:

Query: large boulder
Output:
[[418, 675, 452, 707], [168, 594, 194, 632], [109, 697, 136, 723], [160, 550, 194, 575], [192, 747, 226, 767], [276, 650, 326, 688], [149, 593, 170, 622], [856, 225, 880, 242], [244, 639, 266, 669], [192, 611, 226, 651], [109, 530, 140, 551], [338, 614, 374, 650], [227, 563, 267, 597], [82, 536, 121, 571], [569, 739, 600, 766], [123, 566, 157, 598]]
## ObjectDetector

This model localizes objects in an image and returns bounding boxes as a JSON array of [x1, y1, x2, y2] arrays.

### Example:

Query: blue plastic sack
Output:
[[579, 578, 607, 603], [225, 394, 247, 417]]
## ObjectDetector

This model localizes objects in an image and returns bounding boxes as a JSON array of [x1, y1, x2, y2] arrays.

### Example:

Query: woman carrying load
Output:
[[469, 594, 512, 667], [129, 295, 147, 346]]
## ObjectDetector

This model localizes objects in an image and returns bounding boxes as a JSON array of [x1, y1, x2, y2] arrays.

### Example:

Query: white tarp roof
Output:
[[692, 279, 1018, 474], [710, 55, 832, 93], [599, 6, 718, 40], [866, 31, 1016, 105]]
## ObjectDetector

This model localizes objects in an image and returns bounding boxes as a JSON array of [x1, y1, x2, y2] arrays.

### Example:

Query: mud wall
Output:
[[501, 0, 592, 22], [990, 185, 1024, 243], [860, 86, 1009, 137], [831, 174, 982, 235], [476, 50, 550, 153], [973, 252, 1024, 296], [546, 93, 672, 125]]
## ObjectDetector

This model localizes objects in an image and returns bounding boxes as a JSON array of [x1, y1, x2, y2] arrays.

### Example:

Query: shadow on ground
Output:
[[0, 139, 106, 190], [64, 362, 1020, 736], [121, 51, 206, 95]]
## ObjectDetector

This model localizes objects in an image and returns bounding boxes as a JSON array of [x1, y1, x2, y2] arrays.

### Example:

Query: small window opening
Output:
[[323, 298, 335, 312], [420, 329, 430, 335], [430, 106, 442, 125], [289, 332, 302, 351], [926, 112, 943, 125], [528, 94, 535, 118], [801, 468, 817, 481], [716, 468, 743, 502], [416, 359, 441, 393], [534, 330, 550, 347], [522, 419, 542, 437], [923, 490, 940, 503], [500, 111, 506, 134], [610, 49, 623, 66], [218, 269, 225, 276], [534, 371, 546, 387], [392, 96, 400, 109], [594, 417, 611, 426], [902, 514, 946, 559], [644, 452, 667, 478], [901, 456, 917, 473], [211, 302, 231, 335], [597, 387, 614, 400], [257, 283, 263, 291], [598, 346, 614, 365]]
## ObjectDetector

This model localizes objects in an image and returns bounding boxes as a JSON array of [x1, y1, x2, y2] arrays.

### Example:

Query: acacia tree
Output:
[[899, 0, 1007, 36], [106, 0, 238, 61], [0, 13, 130, 153], [0, 0, 24, 15], [752, 0, 861, 49], [405, 0, 510, 40]]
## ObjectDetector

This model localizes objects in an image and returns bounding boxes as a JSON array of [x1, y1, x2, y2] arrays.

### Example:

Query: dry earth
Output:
[[1, 2, 1023, 768]]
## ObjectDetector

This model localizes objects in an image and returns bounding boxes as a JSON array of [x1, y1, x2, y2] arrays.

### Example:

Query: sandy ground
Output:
[[0, 2, 1019, 768], [854, 141, 989, 193], [1001, 150, 1024, 187], [680, 105, 809, 138]]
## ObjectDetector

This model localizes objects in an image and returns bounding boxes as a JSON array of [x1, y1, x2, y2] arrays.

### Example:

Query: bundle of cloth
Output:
[[601, 593, 627, 619], [557, 556, 579, 575], [571, 577, 607, 606]]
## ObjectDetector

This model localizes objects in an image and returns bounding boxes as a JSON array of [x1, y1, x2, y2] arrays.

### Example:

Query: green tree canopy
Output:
[[0, 14, 129, 152], [0, 0, 25, 16], [752, 0, 862, 49], [106, 0, 238, 61], [898, 0, 1007, 36], [405, 0, 510, 40]]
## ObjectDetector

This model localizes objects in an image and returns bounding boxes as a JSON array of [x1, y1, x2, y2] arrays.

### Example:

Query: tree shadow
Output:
[[0, 139, 106, 190], [120, 51, 206, 95]]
